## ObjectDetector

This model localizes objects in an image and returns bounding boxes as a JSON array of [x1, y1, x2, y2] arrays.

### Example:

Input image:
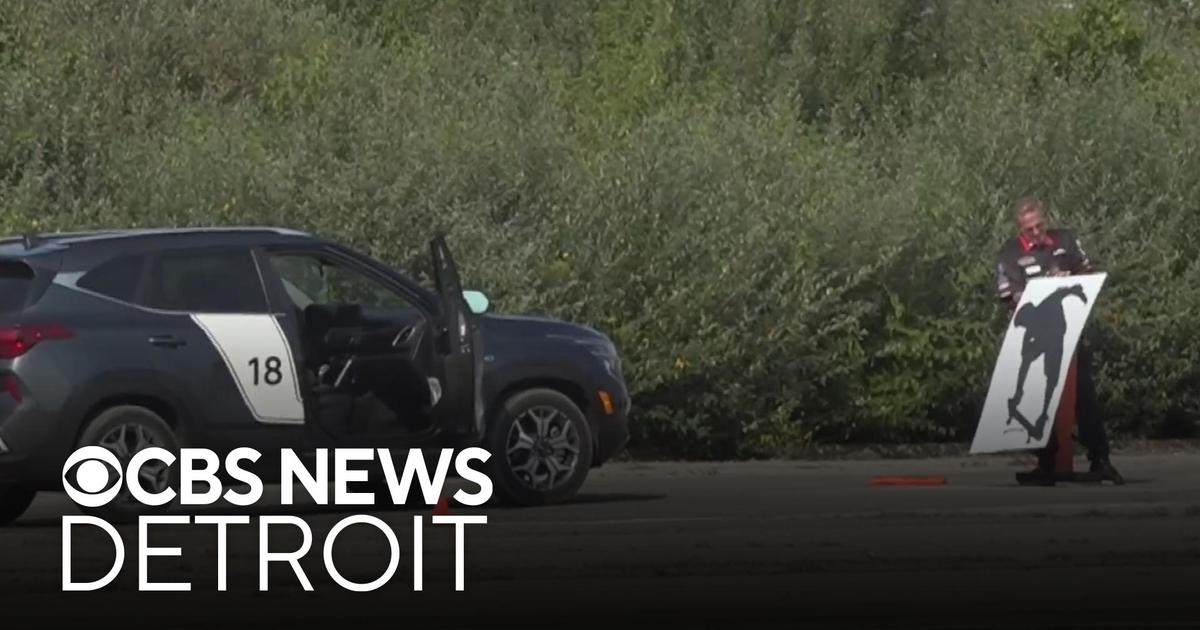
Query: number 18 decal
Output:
[[191, 314, 305, 424], [248, 356, 284, 386]]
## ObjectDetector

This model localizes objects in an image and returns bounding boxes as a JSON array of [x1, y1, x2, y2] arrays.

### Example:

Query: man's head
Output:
[[1014, 196, 1049, 243]]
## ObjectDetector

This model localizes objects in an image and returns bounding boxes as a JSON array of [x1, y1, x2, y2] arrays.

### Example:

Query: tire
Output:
[[0, 485, 36, 526], [484, 388, 593, 506], [73, 405, 181, 524]]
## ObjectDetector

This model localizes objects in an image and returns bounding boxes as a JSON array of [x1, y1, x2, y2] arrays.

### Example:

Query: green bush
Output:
[[2, 0, 1199, 457]]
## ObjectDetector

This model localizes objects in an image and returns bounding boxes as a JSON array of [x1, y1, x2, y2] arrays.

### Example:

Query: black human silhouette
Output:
[[1006, 284, 1088, 442]]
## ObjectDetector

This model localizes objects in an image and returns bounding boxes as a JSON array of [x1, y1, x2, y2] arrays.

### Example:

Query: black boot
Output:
[[1089, 457, 1125, 485]]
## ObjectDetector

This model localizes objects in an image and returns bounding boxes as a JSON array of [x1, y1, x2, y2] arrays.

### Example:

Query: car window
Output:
[[77, 254, 145, 303], [0, 260, 36, 313], [267, 253, 412, 311], [279, 276, 314, 309], [141, 248, 268, 313], [269, 255, 322, 308]]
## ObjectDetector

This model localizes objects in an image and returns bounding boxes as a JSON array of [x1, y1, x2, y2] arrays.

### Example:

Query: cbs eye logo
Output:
[[61, 446, 125, 508]]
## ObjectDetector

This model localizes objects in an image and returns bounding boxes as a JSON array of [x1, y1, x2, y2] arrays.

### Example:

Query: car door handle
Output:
[[148, 335, 186, 348]]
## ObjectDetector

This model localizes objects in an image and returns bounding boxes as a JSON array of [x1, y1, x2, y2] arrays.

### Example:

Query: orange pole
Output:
[[1054, 355, 1078, 475]]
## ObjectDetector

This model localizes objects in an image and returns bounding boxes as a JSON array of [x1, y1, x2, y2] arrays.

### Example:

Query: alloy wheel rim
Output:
[[504, 405, 581, 492], [97, 423, 171, 505]]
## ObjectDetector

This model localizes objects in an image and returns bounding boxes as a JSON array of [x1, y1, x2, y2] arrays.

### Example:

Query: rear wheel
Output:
[[73, 405, 180, 524], [0, 485, 36, 526], [484, 388, 593, 506]]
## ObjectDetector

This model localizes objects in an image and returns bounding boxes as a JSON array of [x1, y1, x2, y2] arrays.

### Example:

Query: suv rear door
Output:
[[132, 245, 307, 452]]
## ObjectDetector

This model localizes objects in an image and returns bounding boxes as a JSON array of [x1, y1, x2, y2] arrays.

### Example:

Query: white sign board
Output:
[[970, 272, 1107, 454]]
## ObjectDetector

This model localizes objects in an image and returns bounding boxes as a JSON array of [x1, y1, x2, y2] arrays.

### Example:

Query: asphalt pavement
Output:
[[3, 450, 1200, 628]]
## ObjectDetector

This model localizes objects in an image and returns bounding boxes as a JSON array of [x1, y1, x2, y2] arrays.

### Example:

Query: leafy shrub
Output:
[[3, 0, 1199, 457]]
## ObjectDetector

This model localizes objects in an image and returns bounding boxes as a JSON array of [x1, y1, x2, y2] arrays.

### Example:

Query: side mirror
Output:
[[462, 290, 489, 315]]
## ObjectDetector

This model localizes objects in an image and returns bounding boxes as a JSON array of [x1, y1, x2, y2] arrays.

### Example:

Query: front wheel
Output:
[[0, 485, 36, 526], [484, 388, 593, 506]]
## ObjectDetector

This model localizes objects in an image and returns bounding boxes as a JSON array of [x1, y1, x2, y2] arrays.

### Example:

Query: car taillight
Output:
[[0, 324, 74, 359]]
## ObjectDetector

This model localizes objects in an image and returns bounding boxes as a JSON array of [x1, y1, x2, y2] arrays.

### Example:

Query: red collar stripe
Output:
[[1019, 234, 1056, 252]]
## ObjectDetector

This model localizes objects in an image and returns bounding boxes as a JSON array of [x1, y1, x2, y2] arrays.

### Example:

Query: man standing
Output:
[[994, 196, 1124, 485]]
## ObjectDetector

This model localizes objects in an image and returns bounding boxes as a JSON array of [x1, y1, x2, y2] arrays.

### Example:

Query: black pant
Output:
[[1039, 341, 1110, 467]]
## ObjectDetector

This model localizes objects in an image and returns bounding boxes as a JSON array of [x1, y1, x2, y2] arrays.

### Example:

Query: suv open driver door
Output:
[[430, 233, 485, 445]]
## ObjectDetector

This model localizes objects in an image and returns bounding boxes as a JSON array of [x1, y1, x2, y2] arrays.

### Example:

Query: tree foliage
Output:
[[2, 0, 1199, 457]]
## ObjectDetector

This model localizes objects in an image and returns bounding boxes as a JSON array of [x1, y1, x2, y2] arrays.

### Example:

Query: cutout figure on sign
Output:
[[1006, 284, 1088, 442]]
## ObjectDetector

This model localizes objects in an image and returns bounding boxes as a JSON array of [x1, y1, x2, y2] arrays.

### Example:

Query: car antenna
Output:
[[21, 233, 43, 250]]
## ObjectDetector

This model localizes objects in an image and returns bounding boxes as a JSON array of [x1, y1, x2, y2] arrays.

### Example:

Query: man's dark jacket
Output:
[[995, 228, 1096, 304]]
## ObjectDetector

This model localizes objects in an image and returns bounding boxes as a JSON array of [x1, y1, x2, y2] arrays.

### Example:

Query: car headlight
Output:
[[599, 355, 619, 378], [584, 340, 620, 377], [553, 335, 622, 378]]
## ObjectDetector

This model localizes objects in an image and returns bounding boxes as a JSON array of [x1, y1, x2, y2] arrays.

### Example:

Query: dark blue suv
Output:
[[0, 227, 630, 523]]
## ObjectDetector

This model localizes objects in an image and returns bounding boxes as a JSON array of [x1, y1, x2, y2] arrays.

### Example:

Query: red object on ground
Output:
[[432, 496, 450, 516], [870, 476, 947, 486], [1055, 355, 1078, 474]]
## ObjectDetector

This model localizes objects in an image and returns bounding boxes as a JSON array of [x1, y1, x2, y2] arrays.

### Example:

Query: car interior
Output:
[[270, 254, 439, 438]]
